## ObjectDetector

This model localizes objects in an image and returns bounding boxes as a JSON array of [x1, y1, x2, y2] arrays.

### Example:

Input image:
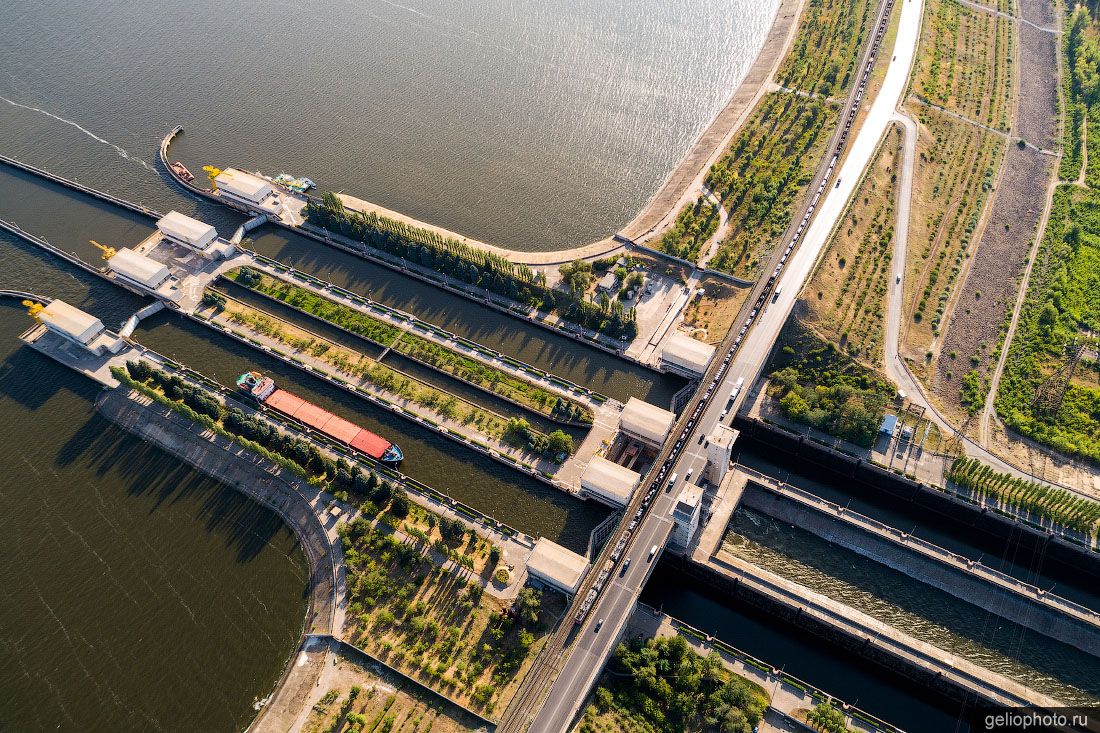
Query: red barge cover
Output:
[[264, 388, 392, 460]]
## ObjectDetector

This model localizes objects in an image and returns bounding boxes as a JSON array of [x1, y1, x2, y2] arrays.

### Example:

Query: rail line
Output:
[[500, 0, 901, 727]]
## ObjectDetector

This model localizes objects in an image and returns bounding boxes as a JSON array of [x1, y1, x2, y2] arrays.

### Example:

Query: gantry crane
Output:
[[22, 299, 43, 321], [203, 165, 222, 191], [90, 240, 116, 260]]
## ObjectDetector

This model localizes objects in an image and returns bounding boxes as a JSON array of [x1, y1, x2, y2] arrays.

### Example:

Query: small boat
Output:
[[170, 161, 195, 182], [237, 371, 403, 465]]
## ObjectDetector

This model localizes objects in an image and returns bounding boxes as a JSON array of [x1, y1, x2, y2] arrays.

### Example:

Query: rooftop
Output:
[[580, 456, 641, 506], [109, 248, 171, 287], [661, 332, 716, 374], [215, 168, 272, 199], [157, 210, 217, 247], [527, 538, 588, 594], [673, 484, 704, 517], [38, 300, 103, 343], [620, 397, 676, 445]]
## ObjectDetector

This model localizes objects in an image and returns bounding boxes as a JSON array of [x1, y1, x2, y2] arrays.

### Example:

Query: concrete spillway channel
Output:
[[738, 475, 1100, 655]]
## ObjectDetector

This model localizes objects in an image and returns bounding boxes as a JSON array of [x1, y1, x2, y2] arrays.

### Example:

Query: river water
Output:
[[0, 0, 777, 251], [0, 299, 309, 731], [7, 161, 1100, 730]]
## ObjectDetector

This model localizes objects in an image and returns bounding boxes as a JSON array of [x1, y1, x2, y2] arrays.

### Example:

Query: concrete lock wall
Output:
[[739, 482, 1100, 655], [731, 415, 1100, 577]]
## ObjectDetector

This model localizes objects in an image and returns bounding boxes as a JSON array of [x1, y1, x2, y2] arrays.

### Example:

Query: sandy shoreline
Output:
[[337, 0, 804, 267]]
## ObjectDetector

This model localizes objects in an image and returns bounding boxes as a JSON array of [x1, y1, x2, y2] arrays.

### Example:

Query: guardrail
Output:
[[743, 474, 1100, 629]]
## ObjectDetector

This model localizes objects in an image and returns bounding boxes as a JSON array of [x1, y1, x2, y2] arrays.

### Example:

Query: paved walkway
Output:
[[243, 256, 607, 412], [201, 297, 564, 480]]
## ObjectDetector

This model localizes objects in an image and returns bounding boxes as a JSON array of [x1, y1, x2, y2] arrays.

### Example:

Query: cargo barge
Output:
[[237, 371, 404, 464]]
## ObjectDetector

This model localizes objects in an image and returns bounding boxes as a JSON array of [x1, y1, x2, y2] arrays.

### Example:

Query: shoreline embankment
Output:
[[159, 0, 803, 269], [95, 386, 339, 733]]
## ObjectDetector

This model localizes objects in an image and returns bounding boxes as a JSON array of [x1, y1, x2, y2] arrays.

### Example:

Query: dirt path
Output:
[[696, 186, 731, 269], [954, 0, 1060, 33], [885, 113, 916, 383], [1077, 113, 1089, 186], [978, 170, 1059, 445]]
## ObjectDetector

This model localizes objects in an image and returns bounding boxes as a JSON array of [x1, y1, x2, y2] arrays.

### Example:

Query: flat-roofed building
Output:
[[660, 332, 716, 378], [108, 248, 172, 290], [620, 397, 675, 448], [669, 483, 703, 549], [156, 210, 218, 252], [527, 538, 588, 595], [36, 299, 124, 355], [215, 168, 276, 207], [39, 300, 103, 346], [580, 456, 641, 508]]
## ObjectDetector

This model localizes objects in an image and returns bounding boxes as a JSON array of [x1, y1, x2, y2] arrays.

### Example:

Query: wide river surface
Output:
[[0, 0, 777, 251]]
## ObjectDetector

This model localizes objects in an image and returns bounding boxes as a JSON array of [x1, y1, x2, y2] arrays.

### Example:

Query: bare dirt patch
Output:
[[302, 644, 486, 733], [931, 146, 1054, 420], [681, 276, 752, 344]]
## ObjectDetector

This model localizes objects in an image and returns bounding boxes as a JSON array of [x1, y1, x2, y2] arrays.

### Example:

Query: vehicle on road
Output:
[[620, 558, 631, 575], [667, 473, 678, 491], [896, 273, 901, 284], [835, 178, 842, 188], [594, 618, 604, 633], [648, 545, 658, 561]]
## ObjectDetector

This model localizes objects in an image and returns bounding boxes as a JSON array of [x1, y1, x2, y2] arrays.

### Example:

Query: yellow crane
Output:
[[90, 239, 116, 260], [203, 165, 222, 191], [22, 299, 43, 321]]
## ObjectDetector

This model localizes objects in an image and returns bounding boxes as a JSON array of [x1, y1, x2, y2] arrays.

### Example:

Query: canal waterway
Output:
[[0, 0, 777, 251], [0, 291, 308, 731], [735, 442, 1100, 612], [0, 161, 618, 545], [641, 563, 972, 733], [722, 508, 1100, 704], [132, 311, 609, 548], [244, 226, 686, 406]]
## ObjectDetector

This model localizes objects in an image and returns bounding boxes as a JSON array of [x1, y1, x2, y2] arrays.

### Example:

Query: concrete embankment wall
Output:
[[732, 415, 1100, 574], [740, 482, 1100, 655], [670, 552, 1054, 708]]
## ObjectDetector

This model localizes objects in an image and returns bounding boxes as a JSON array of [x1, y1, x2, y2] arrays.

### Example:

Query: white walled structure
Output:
[[108, 248, 172, 290], [669, 484, 703, 549], [579, 456, 641, 508], [527, 538, 588, 595], [157, 210, 218, 252], [705, 424, 739, 485], [619, 397, 675, 448], [660, 333, 716, 378]]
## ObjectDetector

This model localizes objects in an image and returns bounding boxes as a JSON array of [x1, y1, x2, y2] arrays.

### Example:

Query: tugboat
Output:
[[169, 161, 195, 182], [237, 371, 403, 465]]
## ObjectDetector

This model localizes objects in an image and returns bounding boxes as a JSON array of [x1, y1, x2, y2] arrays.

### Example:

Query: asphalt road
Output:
[[524, 0, 927, 730]]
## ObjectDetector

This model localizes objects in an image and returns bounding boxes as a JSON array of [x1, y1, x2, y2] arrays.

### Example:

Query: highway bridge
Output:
[[500, 0, 925, 728]]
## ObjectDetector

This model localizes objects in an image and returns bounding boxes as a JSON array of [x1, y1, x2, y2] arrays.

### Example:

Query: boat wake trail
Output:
[[0, 94, 154, 171]]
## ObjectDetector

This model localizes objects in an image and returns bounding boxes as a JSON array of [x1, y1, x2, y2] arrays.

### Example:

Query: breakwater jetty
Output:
[[0, 153, 162, 219]]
